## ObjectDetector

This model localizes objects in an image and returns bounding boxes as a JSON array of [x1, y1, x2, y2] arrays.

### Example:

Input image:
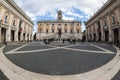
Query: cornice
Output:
[[85, 0, 119, 26], [2, 0, 34, 25]]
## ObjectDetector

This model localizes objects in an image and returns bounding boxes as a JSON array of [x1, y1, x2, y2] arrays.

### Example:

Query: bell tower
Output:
[[57, 11, 62, 21]]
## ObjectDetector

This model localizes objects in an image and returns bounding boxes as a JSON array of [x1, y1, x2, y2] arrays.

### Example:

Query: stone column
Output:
[[115, 9, 120, 23], [100, 19, 105, 42], [24, 24, 27, 41], [6, 13, 14, 42], [95, 23, 99, 41], [74, 24, 76, 33], [20, 22, 24, 41], [87, 26, 90, 41], [0, 27, 1, 43], [49, 25, 52, 33], [29, 26, 32, 40], [119, 28, 120, 43], [68, 24, 70, 33], [15, 18, 20, 42], [25, 31, 27, 41], [91, 25, 94, 41], [85, 30, 88, 41], [44, 24, 46, 33], [107, 15, 113, 42], [0, 7, 5, 20]]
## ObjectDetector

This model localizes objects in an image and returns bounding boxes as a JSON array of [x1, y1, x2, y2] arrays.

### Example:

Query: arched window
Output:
[[76, 24, 80, 33], [19, 20, 22, 28], [4, 12, 10, 23], [13, 20, 16, 26], [77, 30, 79, 33], [112, 15, 115, 24], [0, 6, 1, 15], [39, 24, 43, 33], [4, 15, 8, 23]]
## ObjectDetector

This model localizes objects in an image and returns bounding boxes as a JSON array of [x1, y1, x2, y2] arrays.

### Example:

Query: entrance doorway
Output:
[[93, 33, 96, 41], [1, 28, 6, 43], [98, 32, 101, 41], [113, 29, 119, 45], [105, 31, 109, 42], [90, 34, 92, 41], [18, 32, 21, 41], [11, 30, 15, 41]]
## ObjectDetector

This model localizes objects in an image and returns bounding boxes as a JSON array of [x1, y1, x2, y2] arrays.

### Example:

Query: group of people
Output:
[[43, 38, 81, 44]]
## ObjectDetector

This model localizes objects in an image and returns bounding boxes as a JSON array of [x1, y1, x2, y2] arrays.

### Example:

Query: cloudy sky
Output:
[[14, 0, 108, 33]]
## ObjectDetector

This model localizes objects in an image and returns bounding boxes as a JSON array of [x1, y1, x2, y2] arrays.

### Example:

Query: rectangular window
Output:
[[19, 21, 22, 28]]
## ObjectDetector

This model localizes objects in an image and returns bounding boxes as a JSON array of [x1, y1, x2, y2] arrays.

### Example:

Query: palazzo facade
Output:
[[37, 11, 82, 40], [85, 0, 120, 45], [0, 0, 34, 43]]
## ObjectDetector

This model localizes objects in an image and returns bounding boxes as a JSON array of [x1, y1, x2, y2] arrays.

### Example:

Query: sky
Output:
[[14, 0, 108, 33]]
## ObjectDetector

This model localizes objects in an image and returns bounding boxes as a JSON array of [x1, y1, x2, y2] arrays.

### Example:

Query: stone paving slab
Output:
[[5, 49, 115, 75], [3, 45, 24, 53], [68, 45, 104, 51], [93, 43, 117, 53], [49, 42, 71, 47], [17, 45, 54, 51]]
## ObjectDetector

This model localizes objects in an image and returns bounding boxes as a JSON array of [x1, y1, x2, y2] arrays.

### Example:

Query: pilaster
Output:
[[6, 13, 14, 42], [20, 22, 24, 41], [68, 24, 70, 33], [0, 7, 5, 20], [74, 24, 76, 33], [95, 23, 99, 41], [49, 25, 52, 33], [0, 27, 1, 43], [14, 18, 20, 41], [62, 25, 64, 33], [100, 19, 105, 42], [107, 15, 113, 42], [115, 9, 120, 23]]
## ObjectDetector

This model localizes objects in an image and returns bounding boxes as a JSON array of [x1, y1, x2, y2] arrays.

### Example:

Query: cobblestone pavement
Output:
[[3, 42, 117, 75]]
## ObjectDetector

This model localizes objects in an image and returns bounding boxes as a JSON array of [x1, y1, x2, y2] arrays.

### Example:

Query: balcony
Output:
[[18, 27, 22, 32], [11, 26, 17, 30], [111, 22, 119, 28], [0, 20, 9, 28]]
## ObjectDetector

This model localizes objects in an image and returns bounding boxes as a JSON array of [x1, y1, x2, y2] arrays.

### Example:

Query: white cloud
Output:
[[14, 0, 107, 20], [14, 0, 108, 32], [63, 16, 74, 21]]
